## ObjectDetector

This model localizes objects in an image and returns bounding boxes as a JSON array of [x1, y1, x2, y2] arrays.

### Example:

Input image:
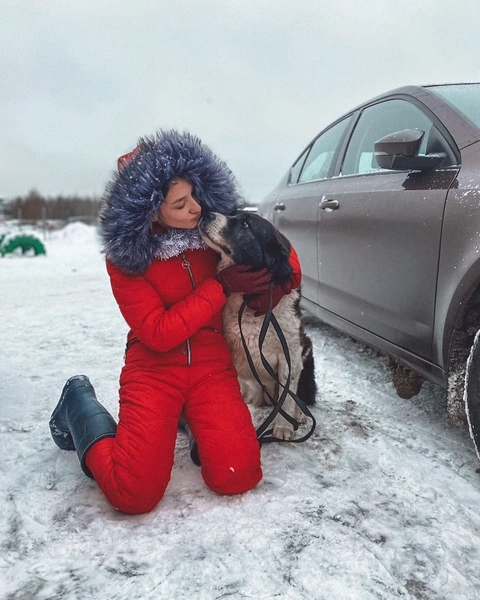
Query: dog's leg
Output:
[[272, 350, 303, 440], [261, 378, 278, 407], [240, 376, 267, 407]]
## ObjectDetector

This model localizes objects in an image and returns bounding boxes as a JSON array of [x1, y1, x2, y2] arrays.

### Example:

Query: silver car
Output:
[[257, 83, 480, 455]]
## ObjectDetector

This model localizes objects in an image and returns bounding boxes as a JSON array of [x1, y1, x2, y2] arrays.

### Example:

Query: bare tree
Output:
[[4, 190, 103, 222]]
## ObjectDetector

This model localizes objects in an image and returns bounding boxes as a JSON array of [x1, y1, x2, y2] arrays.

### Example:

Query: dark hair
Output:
[[161, 177, 195, 201], [160, 182, 171, 199]]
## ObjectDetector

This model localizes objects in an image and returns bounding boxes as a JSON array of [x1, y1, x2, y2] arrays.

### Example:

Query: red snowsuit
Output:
[[85, 247, 301, 514]]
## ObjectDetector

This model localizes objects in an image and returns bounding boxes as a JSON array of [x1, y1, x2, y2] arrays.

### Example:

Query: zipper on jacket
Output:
[[181, 252, 196, 366]]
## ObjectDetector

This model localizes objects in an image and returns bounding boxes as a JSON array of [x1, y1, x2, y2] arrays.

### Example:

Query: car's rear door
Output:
[[316, 98, 459, 359]]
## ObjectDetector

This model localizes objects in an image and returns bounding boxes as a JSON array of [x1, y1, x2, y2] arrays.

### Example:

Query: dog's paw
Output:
[[273, 422, 295, 440], [295, 410, 307, 425]]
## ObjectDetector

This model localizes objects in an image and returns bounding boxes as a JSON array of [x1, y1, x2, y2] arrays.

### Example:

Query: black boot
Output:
[[49, 375, 117, 479], [178, 417, 201, 466]]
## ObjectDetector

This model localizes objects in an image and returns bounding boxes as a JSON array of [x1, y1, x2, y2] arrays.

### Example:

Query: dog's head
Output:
[[199, 211, 293, 284]]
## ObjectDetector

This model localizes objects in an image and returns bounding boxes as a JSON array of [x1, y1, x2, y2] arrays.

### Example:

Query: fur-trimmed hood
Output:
[[100, 130, 242, 274]]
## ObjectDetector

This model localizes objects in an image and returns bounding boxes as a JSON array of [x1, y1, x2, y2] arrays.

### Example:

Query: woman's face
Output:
[[154, 179, 201, 229]]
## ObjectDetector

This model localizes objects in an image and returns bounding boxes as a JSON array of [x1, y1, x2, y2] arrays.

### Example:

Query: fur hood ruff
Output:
[[100, 130, 242, 274]]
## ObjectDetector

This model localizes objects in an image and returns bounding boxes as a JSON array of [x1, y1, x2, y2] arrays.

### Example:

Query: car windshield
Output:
[[428, 83, 480, 130]]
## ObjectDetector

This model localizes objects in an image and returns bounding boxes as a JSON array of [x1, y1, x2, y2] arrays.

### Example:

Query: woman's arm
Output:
[[107, 261, 226, 352]]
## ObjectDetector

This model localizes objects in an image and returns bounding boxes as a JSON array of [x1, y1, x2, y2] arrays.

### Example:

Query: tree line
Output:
[[4, 189, 103, 222]]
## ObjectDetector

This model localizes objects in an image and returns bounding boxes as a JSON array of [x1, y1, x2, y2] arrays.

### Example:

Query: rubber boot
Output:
[[178, 417, 201, 466], [49, 375, 117, 478]]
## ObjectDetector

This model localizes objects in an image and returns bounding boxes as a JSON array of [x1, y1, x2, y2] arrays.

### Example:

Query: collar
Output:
[[153, 227, 207, 260]]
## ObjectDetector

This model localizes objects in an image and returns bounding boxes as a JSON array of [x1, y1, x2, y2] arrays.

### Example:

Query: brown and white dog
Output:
[[199, 211, 316, 440]]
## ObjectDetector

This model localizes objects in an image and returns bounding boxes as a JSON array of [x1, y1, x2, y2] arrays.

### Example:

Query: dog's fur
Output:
[[199, 211, 316, 440]]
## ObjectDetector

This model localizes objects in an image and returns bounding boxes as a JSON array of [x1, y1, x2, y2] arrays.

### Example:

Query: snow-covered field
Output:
[[2, 222, 480, 600]]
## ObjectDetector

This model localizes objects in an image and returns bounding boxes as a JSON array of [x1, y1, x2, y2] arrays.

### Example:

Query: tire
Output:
[[464, 328, 480, 458], [447, 363, 468, 426], [0, 235, 46, 256]]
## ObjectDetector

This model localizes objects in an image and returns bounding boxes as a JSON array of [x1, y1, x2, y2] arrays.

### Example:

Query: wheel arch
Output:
[[444, 271, 480, 373], [441, 263, 480, 424]]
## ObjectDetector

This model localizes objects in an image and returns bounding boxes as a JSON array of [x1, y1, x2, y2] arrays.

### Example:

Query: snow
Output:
[[2, 223, 480, 599]]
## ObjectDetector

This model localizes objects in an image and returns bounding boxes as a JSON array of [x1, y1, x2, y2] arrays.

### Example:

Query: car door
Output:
[[269, 116, 353, 306], [317, 98, 459, 359]]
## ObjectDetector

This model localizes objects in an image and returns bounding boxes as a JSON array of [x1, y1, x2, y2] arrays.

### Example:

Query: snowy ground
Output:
[[2, 223, 480, 600]]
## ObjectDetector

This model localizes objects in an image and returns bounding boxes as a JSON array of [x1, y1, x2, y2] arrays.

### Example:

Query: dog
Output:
[[199, 211, 316, 440]]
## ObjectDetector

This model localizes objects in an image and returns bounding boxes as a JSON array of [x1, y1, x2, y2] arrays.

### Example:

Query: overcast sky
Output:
[[2, 0, 479, 202]]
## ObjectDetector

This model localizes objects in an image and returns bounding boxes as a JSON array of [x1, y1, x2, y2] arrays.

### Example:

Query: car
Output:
[[256, 83, 480, 454]]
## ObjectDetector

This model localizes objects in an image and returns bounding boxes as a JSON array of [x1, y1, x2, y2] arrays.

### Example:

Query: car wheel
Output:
[[464, 329, 480, 457], [447, 364, 469, 426]]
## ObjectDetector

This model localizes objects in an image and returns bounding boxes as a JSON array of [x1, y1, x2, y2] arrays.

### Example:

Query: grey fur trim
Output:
[[153, 228, 207, 261]]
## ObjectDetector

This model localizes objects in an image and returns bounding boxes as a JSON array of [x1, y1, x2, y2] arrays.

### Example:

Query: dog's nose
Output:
[[199, 213, 216, 230]]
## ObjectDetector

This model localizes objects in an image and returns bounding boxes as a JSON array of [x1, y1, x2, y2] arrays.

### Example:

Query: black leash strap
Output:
[[238, 287, 316, 446]]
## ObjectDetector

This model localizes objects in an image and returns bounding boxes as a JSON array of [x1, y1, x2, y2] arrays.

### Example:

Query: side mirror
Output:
[[374, 129, 445, 171]]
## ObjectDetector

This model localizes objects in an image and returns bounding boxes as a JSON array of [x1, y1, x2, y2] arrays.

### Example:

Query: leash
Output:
[[181, 283, 317, 466], [238, 284, 316, 446]]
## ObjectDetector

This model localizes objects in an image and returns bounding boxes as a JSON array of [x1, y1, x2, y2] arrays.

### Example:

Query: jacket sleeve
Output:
[[107, 261, 226, 352], [289, 245, 302, 289]]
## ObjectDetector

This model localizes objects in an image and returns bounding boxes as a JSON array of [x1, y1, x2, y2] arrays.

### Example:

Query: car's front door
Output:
[[270, 117, 352, 308], [316, 98, 459, 359]]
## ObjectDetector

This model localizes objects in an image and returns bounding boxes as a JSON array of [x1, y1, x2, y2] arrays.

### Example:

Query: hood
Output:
[[100, 130, 242, 274]]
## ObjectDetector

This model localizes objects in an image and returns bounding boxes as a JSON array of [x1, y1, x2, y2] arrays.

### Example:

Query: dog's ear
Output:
[[264, 231, 293, 284]]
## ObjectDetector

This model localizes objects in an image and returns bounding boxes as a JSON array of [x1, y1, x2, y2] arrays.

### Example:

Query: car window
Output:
[[341, 99, 456, 176], [429, 83, 480, 130], [289, 148, 309, 184], [297, 117, 351, 184]]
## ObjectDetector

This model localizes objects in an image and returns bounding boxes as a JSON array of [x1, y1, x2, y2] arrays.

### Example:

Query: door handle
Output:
[[319, 199, 339, 211], [273, 203, 286, 211]]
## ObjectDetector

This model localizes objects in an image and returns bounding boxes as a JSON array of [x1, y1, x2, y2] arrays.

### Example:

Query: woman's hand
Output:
[[216, 265, 271, 296], [246, 279, 294, 316]]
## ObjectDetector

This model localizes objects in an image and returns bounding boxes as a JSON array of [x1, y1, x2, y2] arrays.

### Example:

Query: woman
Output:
[[49, 130, 300, 514]]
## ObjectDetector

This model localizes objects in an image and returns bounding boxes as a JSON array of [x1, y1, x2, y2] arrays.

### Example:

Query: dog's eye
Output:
[[242, 221, 249, 228]]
